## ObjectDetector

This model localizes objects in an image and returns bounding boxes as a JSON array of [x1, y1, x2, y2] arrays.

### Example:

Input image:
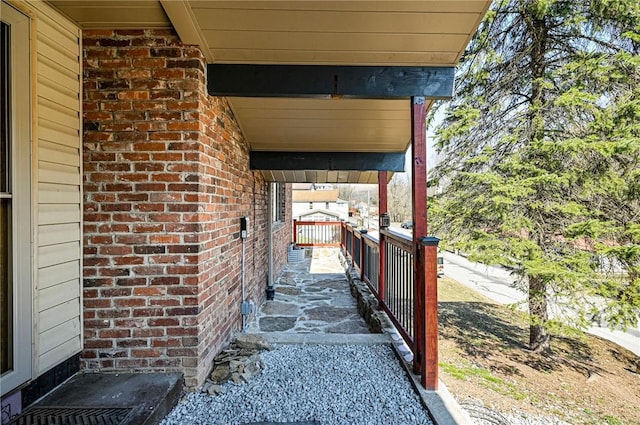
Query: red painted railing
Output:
[[293, 220, 342, 247], [300, 220, 436, 388], [340, 223, 416, 352]]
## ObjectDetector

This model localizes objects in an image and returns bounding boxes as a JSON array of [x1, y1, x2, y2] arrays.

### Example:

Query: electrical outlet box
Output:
[[240, 216, 249, 239], [241, 300, 254, 316]]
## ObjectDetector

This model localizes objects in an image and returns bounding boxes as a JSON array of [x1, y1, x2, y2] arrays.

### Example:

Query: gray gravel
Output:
[[161, 344, 433, 425]]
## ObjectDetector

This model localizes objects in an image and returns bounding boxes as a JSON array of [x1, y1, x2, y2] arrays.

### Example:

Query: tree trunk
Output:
[[525, 4, 551, 354], [528, 275, 551, 353]]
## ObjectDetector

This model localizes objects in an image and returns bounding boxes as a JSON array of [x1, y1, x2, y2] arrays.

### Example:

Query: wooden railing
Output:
[[293, 220, 342, 247], [340, 222, 416, 351], [296, 220, 438, 382], [381, 229, 415, 348]]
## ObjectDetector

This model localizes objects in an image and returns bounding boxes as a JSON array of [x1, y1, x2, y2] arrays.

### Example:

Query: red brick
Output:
[[134, 287, 166, 296], [99, 329, 131, 338], [115, 298, 146, 307], [133, 328, 165, 338], [148, 318, 179, 327], [132, 349, 162, 358], [82, 30, 292, 389]]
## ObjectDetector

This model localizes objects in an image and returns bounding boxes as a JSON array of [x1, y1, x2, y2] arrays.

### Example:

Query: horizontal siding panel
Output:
[[39, 279, 80, 312], [38, 335, 81, 375], [31, 0, 82, 380], [39, 204, 81, 225], [38, 98, 80, 130], [39, 182, 81, 204], [39, 140, 80, 167], [38, 77, 79, 112], [38, 260, 81, 290], [39, 298, 80, 333], [38, 241, 81, 268], [37, 36, 80, 74], [39, 223, 80, 247], [39, 318, 81, 354], [37, 56, 79, 94], [38, 161, 81, 186], [39, 118, 80, 149], [34, 12, 79, 57]]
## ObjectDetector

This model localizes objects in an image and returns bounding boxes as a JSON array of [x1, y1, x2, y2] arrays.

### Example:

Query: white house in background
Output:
[[292, 185, 348, 221]]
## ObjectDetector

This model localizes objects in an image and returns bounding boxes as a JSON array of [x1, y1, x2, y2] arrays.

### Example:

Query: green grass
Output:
[[439, 360, 528, 401], [603, 416, 624, 425]]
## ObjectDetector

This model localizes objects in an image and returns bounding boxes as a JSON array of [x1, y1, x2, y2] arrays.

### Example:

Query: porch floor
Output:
[[245, 248, 372, 337]]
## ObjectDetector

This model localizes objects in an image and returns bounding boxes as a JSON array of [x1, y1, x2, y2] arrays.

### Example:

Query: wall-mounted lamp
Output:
[[380, 213, 390, 229]]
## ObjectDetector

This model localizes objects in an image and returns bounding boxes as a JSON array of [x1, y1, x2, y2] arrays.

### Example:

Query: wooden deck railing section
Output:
[[300, 221, 416, 353], [296, 219, 439, 390]]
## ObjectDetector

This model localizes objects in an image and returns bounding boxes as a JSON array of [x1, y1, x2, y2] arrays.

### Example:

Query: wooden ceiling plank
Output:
[[210, 49, 459, 66], [230, 97, 409, 111], [204, 30, 468, 54], [241, 119, 408, 130], [194, 9, 481, 34], [191, 1, 488, 14]]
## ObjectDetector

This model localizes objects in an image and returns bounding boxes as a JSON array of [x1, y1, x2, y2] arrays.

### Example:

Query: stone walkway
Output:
[[246, 248, 371, 336]]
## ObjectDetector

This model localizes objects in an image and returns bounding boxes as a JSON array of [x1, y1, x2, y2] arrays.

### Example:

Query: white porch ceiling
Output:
[[48, 0, 491, 183]]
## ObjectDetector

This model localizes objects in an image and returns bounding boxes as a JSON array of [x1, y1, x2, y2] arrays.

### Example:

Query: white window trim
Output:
[[270, 182, 285, 225], [1, 2, 33, 396]]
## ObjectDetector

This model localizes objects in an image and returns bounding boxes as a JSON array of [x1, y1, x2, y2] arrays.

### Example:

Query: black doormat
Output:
[[9, 407, 134, 425]]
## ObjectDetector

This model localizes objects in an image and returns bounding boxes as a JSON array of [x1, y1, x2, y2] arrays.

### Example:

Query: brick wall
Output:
[[82, 29, 292, 388]]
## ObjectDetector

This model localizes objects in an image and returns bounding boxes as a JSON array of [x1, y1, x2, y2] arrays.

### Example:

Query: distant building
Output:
[[292, 185, 348, 221]]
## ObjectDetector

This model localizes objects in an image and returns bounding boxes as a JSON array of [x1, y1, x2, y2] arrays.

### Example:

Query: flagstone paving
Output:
[[246, 248, 370, 335]]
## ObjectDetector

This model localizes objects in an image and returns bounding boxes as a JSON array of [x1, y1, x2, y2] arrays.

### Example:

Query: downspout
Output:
[[266, 183, 275, 299]]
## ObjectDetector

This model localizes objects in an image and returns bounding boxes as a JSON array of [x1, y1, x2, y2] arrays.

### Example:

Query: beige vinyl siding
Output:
[[29, 1, 82, 376]]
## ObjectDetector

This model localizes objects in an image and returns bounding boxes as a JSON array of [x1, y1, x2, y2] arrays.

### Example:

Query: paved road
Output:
[[442, 251, 640, 356]]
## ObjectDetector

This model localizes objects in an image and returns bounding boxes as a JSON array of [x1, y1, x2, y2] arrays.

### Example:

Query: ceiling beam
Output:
[[250, 151, 405, 172], [208, 65, 454, 99]]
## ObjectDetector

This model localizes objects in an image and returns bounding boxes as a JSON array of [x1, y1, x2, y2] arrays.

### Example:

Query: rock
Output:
[[231, 372, 243, 384], [234, 333, 272, 351], [306, 306, 353, 322], [586, 372, 600, 383], [261, 301, 300, 315], [275, 286, 301, 296], [207, 384, 223, 396], [259, 316, 297, 332], [210, 364, 231, 383]]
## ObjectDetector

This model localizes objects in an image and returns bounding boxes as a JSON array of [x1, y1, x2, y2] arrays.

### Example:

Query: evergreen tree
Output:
[[431, 0, 640, 352]]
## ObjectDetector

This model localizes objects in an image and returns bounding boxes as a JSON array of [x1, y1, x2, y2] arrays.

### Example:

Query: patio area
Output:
[[160, 248, 438, 425], [245, 247, 371, 336]]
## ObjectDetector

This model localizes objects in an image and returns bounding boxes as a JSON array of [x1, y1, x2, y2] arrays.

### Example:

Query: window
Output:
[[1, 20, 10, 376], [270, 183, 285, 223], [1, 4, 31, 394]]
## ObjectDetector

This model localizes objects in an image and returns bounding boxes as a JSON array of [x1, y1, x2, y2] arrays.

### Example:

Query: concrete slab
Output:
[[15, 373, 183, 425], [252, 332, 391, 345]]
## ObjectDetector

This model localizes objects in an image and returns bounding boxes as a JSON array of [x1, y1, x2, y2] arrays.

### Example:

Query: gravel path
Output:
[[161, 344, 433, 425]]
